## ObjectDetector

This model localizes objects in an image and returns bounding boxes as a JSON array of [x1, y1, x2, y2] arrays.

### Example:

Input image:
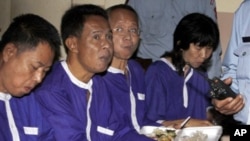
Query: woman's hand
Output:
[[162, 118, 213, 129], [172, 118, 213, 129]]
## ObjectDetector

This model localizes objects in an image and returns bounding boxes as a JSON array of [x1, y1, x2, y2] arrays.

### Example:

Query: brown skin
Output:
[[162, 118, 212, 129], [163, 43, 215, 128], [0, 42, 54, 97], [65, 15, 113, 83], [212, 77, 244, 115], [108, 8, 139, 71], [182, 43, 213, 69]]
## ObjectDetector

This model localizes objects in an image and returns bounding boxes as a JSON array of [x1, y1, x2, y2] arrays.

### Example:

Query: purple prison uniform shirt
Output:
[[145, 58, 211, 123], [35, 60, 153, 141]]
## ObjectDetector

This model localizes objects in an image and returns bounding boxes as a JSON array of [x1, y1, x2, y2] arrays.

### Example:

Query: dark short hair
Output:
[[174, 13, 219, 52], [162, 13, 220, 74], [0, 14, 61, 61], [61, 4, 108, 54], [106, 4, 138, 22]]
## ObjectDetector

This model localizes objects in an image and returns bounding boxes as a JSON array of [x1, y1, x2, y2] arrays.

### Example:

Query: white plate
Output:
[[175, 126, 223, 141], [140, 125, 223, 141]]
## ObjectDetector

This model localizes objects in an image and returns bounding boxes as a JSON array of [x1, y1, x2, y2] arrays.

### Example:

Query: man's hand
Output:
[[212, 95, 244, 115], [211, 77, 244, 115]]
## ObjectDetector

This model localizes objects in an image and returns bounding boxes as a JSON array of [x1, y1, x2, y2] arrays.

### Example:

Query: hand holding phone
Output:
[[209, 77, 237, 100]]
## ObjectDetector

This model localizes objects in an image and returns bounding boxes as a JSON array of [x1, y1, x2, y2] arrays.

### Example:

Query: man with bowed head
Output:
[[0, 14, 61, 140]]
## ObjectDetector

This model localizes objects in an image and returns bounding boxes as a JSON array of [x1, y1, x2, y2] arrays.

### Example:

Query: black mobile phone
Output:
[[208, 77, 237, 100]]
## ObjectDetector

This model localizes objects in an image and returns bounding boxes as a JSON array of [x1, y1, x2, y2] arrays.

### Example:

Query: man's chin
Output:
[[98, 68, 108, 73], [12, 91, 31, 98]]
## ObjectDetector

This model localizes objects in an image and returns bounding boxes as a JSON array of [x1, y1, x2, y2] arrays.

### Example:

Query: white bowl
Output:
[[175, 126, 223, 141], [140, 125, 223, 141]]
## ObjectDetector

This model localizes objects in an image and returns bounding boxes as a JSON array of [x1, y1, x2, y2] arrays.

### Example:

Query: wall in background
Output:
[[217, 0, 243, 12], [0, 0, 245, 59], [73, 0, 125, 8], [0, 0, 125, 59], [11, 0, 71, 31], [0, 0, 72, 58], [216, 0, 243, 59], [0, 0, 11, 39]]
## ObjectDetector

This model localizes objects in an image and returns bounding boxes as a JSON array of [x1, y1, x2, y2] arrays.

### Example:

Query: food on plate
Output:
[[178, 131, 208, 141], [153, 128, 176, 141], [141, 125, 222, 141]]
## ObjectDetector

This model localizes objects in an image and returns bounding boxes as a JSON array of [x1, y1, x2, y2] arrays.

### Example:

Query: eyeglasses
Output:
[[112, 27, 140, 36]]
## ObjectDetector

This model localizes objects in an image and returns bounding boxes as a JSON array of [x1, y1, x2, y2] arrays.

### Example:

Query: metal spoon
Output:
[[180, 116, 191, 129]]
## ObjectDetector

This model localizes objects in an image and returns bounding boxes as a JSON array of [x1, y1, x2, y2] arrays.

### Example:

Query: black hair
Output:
[[61, 4, 108, 54], [0, 13, 61, 61], [162, 13, 220, 75]]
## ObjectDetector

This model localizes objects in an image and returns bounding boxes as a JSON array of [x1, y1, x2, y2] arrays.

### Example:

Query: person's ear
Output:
[[2, 43, 17, 62], [65, 36, 78, 53]]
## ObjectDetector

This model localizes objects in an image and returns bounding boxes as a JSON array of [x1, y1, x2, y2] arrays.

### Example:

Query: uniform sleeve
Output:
[[221, 0, 250, 93], [111, 119, 154, 141], [35, 89, 87, 141], [221, 10, 240, 93], [108, 97, 154, 141], [145, 66, 168, 122]]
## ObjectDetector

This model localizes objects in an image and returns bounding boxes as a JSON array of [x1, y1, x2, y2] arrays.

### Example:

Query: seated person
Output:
[[102, 4, 157, 140], [35, 4, 152, 141], [0, 14, 61, 140], [145, 13, 219, 128]]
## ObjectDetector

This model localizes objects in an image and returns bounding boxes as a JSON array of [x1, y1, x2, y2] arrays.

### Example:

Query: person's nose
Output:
[[33, 71, 45, 84], [102, 38, 113, 50], [200, 48, 207, 59], [123, 30, 132, 40]]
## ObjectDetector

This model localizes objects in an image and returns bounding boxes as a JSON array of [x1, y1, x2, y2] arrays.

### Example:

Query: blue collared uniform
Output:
[[102, 60, 158, 137], [35, 60, 151, 141], [145, 58, 211, 123], [0, 92, 48, 141], [221, 0, 250, 124]]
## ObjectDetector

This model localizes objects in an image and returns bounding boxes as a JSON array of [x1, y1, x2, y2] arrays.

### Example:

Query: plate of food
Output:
[[140, 125, 223, 141], [140, 126, 177, 141]]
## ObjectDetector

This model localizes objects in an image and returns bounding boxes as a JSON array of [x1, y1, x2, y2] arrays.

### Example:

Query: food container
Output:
[[140, 125, 223, 141], [175, 126, 223, 141]]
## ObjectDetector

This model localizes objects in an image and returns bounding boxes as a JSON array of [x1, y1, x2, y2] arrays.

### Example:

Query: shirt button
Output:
[[243, 52, 246, 56]]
